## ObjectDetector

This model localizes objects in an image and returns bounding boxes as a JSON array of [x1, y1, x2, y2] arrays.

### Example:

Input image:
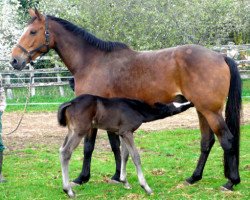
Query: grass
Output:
[[0, 125, 249, 199], [242, 79, 250, 97], [6, 86, 74, 112]]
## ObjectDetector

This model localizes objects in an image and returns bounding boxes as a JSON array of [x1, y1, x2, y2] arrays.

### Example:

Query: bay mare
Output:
[[58, 94, 193, 197], [11, 9, 242, 191]]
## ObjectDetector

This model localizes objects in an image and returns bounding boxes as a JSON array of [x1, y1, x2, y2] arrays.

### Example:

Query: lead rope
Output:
[[5, 76, 33, 135]]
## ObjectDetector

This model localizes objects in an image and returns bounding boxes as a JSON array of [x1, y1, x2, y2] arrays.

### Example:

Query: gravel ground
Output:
[[2, 103, 250, 151]]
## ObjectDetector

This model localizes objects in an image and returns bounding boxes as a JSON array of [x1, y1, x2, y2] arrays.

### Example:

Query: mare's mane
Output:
[[46, 15, 129, 52]]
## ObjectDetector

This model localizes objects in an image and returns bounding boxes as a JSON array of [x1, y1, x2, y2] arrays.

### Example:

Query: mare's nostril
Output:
[[10, 58, 18, 67]]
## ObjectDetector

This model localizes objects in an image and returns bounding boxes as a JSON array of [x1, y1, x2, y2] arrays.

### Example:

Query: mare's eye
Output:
[[30, 30, 37, 35]]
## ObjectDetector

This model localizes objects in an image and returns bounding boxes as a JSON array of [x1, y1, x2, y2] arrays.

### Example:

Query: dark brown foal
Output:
[[58, 94, 193, 197]]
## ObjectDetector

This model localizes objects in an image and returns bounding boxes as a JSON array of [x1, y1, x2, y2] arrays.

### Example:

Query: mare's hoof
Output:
[[221, 180, 234, 191], [72, 175, 90, 185], [183, 180, 192, 186], [111, 174, 121, 183], [220, 186, 233, 192], [185, 176, 201, 185]]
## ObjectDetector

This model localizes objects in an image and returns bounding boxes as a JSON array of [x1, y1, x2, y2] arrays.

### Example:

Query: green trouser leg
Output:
[[0, 151, 6, 183], [0, 112, 5, 152], [0, 151, 3, 174]]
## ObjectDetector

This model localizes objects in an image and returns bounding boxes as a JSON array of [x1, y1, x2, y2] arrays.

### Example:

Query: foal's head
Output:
[[11, 9, 51, 70]]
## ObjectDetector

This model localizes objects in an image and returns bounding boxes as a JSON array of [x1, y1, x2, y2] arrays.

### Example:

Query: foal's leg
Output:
[[204, 112, 240, 190], [60, 132, 84, 197], [107, 132, 121, 183], [186, 111, 215, 184], [73, 128, 97, 185], [120, 136, 131, 189], [121, 131, 153, 195]]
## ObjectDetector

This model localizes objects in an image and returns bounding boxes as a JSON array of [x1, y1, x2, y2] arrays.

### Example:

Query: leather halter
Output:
[[16, 16, 50, 63]]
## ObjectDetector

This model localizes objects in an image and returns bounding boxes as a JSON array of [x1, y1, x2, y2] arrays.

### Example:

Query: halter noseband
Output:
[[17, 16, 50, 64]]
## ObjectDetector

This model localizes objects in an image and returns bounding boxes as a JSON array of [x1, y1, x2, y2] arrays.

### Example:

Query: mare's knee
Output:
[[200, 136, 215, 153]]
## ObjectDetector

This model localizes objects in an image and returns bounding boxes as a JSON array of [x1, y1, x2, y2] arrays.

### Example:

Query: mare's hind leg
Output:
[[186, 111, 215, 184], [204, 112, 240, 190], [73, 128, 97, 185], [120, 131, 153, 195], [107, 132, 121, 183], [60, 131, 85, 198]]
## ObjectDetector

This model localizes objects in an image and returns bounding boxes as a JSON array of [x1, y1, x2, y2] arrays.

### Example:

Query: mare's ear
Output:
[[29, 8, 44, 21]]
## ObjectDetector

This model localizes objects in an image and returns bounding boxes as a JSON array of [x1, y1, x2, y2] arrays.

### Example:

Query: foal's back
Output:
[[93, 97, 146, 132], [58, 94, 158, 134]]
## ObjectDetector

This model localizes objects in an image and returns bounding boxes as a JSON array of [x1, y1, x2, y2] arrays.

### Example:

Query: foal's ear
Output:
[[29, 8, 43, 20]]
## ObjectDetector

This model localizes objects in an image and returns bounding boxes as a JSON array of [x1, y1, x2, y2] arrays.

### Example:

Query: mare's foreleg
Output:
[[60, 131, 84, 198], [107, 132, 121, 182], [73, 128, 97, 185], [186, 111, 215, 184], [120, 131, 153, 195], [120, 137, 131, 189]]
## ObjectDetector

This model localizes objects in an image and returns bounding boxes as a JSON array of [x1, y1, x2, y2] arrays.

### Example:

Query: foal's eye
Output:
[[30, 30, 37, 35]]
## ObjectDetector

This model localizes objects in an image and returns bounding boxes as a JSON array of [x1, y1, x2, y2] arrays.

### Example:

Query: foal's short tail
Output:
[[58, 102, 72, 127], [224, 56, 242, 178]]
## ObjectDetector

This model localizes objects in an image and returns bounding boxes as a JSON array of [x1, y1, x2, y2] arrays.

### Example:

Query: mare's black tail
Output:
[[58, 102, 72, 126], [224, 56, 242, 181], [142, 102, 193, 123]]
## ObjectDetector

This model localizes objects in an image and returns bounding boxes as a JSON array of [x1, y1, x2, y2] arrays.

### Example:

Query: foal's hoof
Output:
[[143, 185, 153, 195], [108, 179, 121, 184], [63, 189, 75, 198], [70, 181, 80, 187], [0, 179, 7, 183], [146, 188, 154, 195], [124, 182, 132, 189]]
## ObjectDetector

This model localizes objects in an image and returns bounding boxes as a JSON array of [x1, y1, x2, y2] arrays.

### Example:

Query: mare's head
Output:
[[11, 9, 51, 70]]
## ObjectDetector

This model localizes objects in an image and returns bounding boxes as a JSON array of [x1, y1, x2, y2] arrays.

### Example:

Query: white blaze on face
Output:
[[19, 27, 29, 42], [173, 101, 191, 108]]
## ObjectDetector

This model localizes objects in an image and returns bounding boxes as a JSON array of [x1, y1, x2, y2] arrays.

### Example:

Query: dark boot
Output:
[[0, 151, 6, 183]]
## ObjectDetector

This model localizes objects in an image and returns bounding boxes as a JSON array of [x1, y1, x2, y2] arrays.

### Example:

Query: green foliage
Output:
[[19, 0, 39, 9], [35, 0, 249, 50], [0, 126, 249, 199]]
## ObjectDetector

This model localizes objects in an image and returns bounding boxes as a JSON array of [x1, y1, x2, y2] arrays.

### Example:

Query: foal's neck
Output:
[[50, 21, 104, 75]]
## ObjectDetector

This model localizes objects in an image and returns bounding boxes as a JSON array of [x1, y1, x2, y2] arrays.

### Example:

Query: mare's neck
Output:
[[50, 21, 103, 75]]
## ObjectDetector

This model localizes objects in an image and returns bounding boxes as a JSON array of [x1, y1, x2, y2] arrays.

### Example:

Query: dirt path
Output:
[[2, 104, 250, 150]]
